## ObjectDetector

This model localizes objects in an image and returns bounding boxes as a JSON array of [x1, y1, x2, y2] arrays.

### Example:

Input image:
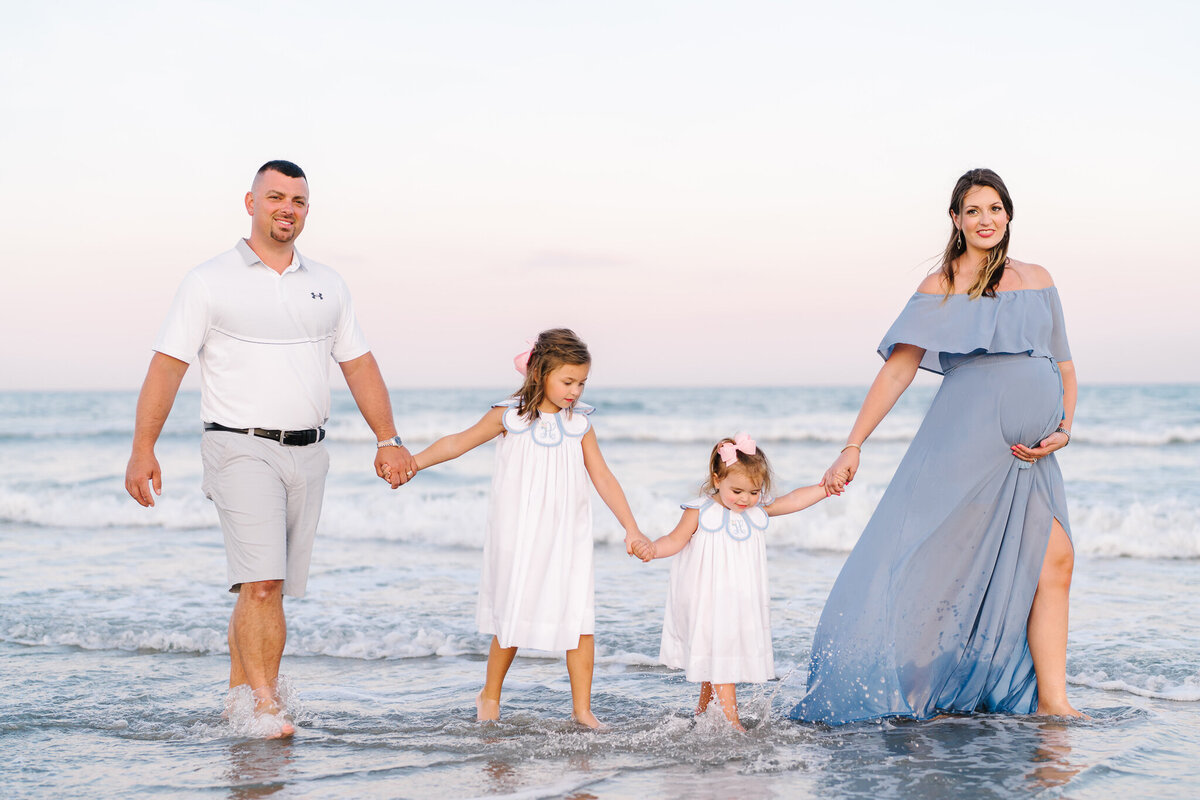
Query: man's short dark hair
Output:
[[256, 160, 306, 180]]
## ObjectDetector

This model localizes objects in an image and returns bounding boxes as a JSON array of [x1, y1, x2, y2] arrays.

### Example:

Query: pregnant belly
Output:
[[943, 353, 1063, 447]]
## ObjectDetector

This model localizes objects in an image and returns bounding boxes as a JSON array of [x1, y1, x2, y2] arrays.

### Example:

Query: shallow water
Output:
[[2, 387, 1199, 798]]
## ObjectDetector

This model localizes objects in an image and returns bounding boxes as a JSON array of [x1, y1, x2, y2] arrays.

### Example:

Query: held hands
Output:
[[630, 537, 656, 562], [1011, 431, 1069, 464], [821, 449, 859, 496], [377, 446, 419, 489], [625, 528, 653, 562], [125, 449, 162, 507]]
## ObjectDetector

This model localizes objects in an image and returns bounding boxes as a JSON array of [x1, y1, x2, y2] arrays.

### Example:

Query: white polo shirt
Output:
[[154, 239, 370, 430]]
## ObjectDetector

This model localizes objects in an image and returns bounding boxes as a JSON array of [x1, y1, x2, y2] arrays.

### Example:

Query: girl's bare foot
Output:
[[570, 709, 603, 729], [476, 691, 500, 722]]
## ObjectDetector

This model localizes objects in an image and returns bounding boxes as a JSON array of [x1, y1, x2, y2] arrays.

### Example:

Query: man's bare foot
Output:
[[253, 687, 295, 738], [570, 709, 603, 729], [257, 711, 295, 739], [476, 691, 500, 722]]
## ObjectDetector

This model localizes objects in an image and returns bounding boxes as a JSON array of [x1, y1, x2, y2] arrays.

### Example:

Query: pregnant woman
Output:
[[792, 168, 1081, 724]]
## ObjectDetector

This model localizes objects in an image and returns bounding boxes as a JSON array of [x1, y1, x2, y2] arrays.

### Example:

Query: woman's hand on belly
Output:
[[1011, 430, 1069, 464]]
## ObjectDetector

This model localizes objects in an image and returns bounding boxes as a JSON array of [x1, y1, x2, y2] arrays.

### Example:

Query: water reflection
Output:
[[224, 738, 296, 799], [483, 758, 518, 794], [1026, 719, 1082, 791], [483, 752, 600, 797], [812, 715, 1084, 799]]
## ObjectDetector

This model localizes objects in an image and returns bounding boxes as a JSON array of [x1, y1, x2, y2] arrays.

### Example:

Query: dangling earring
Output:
[[957, 231, 963, 248]]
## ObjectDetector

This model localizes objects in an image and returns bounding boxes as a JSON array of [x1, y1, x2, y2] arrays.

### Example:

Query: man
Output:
[[124, 160, 416, 737]]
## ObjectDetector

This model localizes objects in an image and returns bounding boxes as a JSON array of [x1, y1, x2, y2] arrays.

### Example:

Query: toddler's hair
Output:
[[513, 328, 591, 419], [702, 437, 773, 496]]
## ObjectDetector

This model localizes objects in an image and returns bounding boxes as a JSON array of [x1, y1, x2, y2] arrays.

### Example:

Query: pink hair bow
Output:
[[513, 338, 536, 376], [718, 432, 756, 466]]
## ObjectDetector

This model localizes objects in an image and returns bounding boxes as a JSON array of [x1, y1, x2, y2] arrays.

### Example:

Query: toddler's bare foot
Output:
[[476, 691, 500, 722], [717, 704, 746, 732]]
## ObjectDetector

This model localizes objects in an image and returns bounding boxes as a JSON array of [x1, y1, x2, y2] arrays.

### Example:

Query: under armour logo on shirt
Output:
[[311, 292, 324, 300]]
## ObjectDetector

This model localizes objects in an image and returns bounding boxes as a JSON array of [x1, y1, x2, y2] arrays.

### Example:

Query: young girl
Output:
[[631, 434, 827, 730], [404, 328, 649, 728]]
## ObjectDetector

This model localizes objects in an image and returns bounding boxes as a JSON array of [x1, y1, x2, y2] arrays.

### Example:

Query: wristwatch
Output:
[[377, 435, 404, 449]]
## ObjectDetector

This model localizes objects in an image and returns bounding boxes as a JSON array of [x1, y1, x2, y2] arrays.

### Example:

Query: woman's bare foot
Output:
[[1036, 700, 1087, 719], [476, 691, 500, 722]]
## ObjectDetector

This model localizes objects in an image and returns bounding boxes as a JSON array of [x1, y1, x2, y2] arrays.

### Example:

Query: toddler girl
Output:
[[632, 434, 827, 730], [405, 328, 649, 728]]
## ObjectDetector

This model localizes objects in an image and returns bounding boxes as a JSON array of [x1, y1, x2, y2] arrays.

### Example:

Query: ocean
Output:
[[2, 385, 1198, 799]]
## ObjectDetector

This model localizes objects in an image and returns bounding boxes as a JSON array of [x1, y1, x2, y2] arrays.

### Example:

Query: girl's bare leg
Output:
[[566, 635, 601, 728], [697, 682, 714, 714], [478, 636, 517, 721], [712, 683, 745, 731], [1028, 519, 1083, 717]]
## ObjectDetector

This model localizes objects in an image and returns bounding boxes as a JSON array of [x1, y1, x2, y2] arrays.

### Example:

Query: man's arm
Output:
[[125, 352, 190, 507], [339, 352, 417, 488]]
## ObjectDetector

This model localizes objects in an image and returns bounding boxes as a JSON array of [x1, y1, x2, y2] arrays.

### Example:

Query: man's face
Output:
[[245, 171, 309, 244]]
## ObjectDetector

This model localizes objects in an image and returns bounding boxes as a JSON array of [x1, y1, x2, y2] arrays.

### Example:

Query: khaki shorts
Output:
[[200, 430, 330, 598]]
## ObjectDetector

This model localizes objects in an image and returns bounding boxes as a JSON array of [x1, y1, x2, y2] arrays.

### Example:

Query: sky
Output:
[[2, 0, 1197, 390]]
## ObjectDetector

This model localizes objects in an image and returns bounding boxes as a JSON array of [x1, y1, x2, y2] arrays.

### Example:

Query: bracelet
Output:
[[841, 443, 862, 453], [1054, 426, 1070, 446]]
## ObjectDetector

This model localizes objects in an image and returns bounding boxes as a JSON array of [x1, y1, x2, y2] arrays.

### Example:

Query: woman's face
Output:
[[952, 185, 1008, 253]]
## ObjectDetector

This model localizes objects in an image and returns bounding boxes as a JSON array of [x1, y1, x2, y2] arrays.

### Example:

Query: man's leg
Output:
[[228, 617, 245, 688], [229, 579, 287, 697], [203, 433, 294, 735], [229, 579, 293, 737]]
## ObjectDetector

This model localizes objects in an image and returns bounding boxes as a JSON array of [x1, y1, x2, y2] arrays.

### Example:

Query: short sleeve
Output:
[[331, 274, 370, 363], [1047, 288, 1072, 362], [152, 271, 209, 364]]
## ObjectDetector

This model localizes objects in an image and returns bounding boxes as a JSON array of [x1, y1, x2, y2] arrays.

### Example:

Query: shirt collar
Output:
[[236, 238, 305, 274]]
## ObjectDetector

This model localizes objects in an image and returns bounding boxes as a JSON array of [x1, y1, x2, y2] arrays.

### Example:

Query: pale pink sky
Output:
[[2, 1, 1197, 389]]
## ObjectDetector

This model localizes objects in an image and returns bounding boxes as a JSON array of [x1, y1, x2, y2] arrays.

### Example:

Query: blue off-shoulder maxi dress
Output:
[[791, 287, 1073, 725]]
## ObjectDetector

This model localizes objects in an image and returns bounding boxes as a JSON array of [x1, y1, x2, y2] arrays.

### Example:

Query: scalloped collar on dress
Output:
[[682, 496, 770, 541], [494, 399, 593, 447]]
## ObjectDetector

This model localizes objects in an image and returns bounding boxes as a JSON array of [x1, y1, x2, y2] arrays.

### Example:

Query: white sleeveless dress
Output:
[[660, 496, 775, 684], [476, 399, 595, 651]]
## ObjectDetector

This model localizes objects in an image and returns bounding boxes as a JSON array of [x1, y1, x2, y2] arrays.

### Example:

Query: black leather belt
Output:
[[204, 422, 325, 446]]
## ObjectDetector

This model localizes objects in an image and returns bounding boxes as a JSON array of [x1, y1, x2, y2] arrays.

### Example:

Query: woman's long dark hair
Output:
[[939, 168, 1014, 299]]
